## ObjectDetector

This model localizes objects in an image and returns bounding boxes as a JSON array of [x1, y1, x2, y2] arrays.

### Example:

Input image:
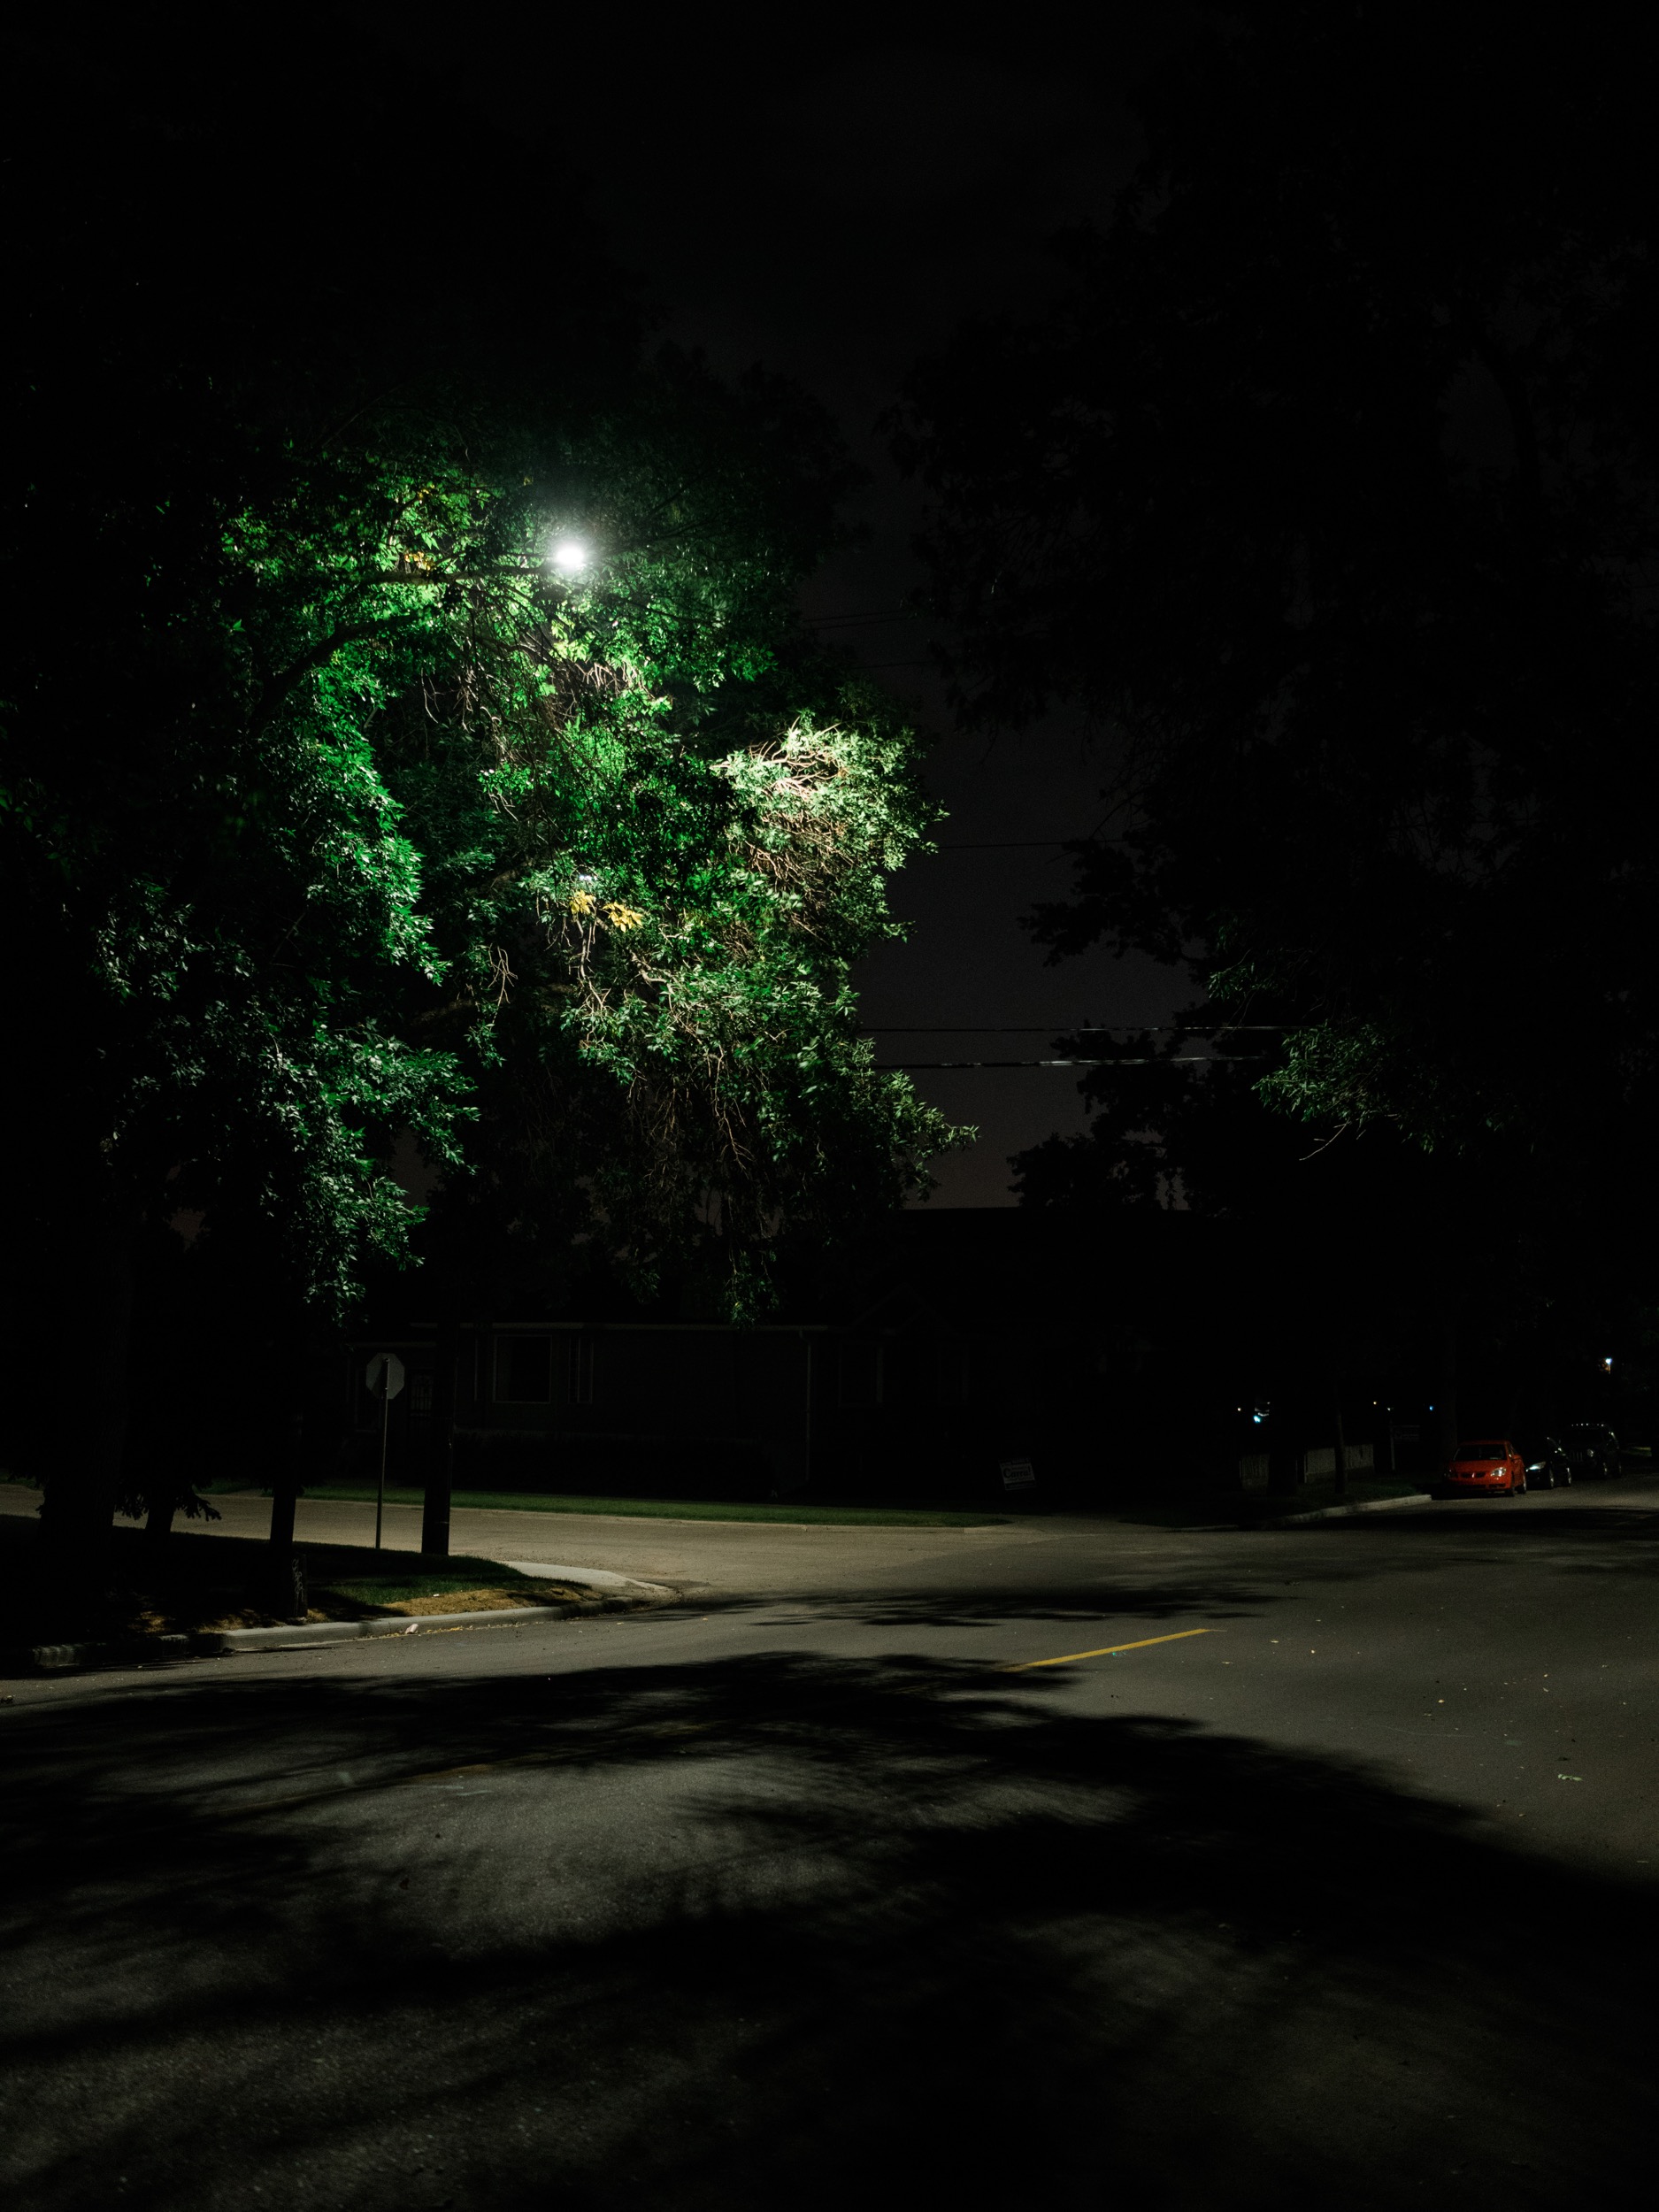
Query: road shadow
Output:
[[3, 1648, 1656, 2211], [1288, 1496, 1659, 1571], [0, 1514, 566, 1649], [790, 1573, 1279, 1632]]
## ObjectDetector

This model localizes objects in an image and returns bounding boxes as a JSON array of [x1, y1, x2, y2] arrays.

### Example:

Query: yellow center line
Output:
[[1002, 1627, 1214, 1672]]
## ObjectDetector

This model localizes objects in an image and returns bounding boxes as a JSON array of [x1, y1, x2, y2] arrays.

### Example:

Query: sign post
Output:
[[365, 1352, 406, 1552]]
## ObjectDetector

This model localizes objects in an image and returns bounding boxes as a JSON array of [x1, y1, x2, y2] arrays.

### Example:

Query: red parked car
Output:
[[1445, 1438, 1527, 1495]]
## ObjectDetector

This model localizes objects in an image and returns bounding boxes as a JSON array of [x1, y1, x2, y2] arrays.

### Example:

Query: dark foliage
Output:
[[896, 4, 1659, 1403]]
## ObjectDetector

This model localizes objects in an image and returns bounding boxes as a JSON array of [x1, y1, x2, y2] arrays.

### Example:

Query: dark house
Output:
[[343, 1210, 1256, 1506], [349, 1319, 823, 1501]]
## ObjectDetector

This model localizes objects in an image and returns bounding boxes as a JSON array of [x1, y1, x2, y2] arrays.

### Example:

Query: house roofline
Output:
[[392, 1319, 834, 1336]]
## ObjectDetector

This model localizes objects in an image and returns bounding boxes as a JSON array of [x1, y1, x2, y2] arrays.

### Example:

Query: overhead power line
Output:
[[875, 1056, 1269, 1070], [802, 609, 919, 626], [926, 836, 1136, 850], [864, 1025, 1286, 1033]]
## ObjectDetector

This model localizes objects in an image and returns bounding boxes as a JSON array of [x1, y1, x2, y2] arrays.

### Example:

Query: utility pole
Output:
[[1332, 1373, 1348, 1502], [1434, 1309, 1462, 1471]]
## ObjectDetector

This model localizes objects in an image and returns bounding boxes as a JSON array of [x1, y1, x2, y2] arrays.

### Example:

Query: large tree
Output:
[[379, 356, 953, 1323], [4, 102, 955, 1547], [896, 4, 1659, 1181], [894, 5, 1659, 1427]]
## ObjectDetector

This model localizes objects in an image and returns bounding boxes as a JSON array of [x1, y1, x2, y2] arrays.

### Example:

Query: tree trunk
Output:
[[265, 1372, 307, 1621], [421, 1314, 458, 1559], [37, 1229, 134, 1567]]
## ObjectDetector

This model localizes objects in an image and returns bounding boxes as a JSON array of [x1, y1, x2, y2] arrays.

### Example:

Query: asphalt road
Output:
[[5, 1475, 1659, 2210]]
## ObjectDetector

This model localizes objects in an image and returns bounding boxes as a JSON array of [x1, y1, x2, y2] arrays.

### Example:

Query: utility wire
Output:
[[926, 836, 1135, 849], [872, 1031, 1301, 1040], [875, 1056, 1269, 1070], [802, 609, 918, 626]]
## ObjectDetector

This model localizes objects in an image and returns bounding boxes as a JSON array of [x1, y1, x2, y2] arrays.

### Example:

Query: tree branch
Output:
[[251, 613, 428, 733]]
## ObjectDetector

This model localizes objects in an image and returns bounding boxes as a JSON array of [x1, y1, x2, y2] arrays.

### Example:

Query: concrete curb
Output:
[[27, 1633, 197, 1671], [499, 1560, 672, 1597], [23, 1577, 677, 1672], [203, 1603, 580, 1654], [1277, 1492, 1432, 1526]]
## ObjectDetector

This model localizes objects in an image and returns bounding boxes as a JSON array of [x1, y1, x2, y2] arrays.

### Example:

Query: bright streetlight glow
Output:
[[549, 537, 590, 576]]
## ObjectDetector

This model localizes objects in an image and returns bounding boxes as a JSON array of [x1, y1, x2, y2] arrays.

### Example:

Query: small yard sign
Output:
[[1000, 1457, 1036, 1491]]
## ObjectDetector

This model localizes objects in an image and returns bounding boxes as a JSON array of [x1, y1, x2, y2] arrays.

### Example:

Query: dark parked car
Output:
[[1563, 1422, 1620, 1480], [1517, 1436, 1571, 1489]]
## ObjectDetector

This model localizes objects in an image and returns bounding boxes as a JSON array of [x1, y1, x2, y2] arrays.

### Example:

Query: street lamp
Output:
[[549, 537, 590, 577]]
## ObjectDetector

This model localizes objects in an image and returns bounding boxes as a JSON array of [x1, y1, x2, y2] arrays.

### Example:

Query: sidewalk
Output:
[[0, 1480, 1060, 1604]]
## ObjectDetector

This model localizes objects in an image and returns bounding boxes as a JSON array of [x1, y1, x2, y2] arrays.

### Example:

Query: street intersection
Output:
[[4, 1477, 1658, 2208]]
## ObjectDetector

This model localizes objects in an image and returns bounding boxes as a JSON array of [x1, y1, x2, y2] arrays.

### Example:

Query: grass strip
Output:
[[311, 1558, 546, 1607], [283, 1485, 1008, 1530]]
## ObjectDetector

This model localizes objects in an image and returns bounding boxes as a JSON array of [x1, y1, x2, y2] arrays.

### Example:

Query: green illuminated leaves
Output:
[[6, 334, 957, 1330]]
